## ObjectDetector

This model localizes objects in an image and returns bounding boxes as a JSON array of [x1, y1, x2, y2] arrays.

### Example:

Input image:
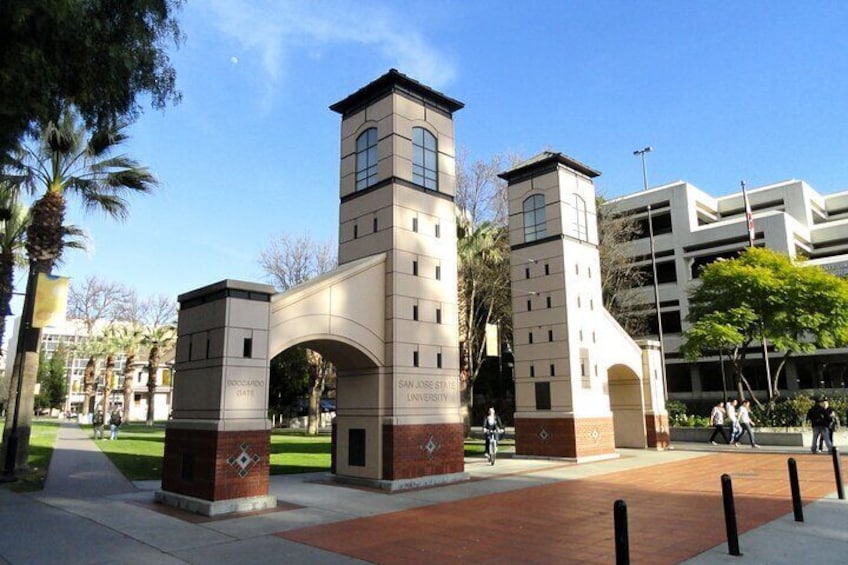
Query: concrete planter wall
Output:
[[670, 426, 848, 447]]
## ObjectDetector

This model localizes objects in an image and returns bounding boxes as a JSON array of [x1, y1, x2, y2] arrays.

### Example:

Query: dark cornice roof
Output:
[[329, 69, 465, 117], [498, 151, 601, 183]]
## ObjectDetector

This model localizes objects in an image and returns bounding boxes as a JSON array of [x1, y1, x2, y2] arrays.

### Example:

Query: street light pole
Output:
[[647, 204, 668, 401], [633, 146, 653, 191]]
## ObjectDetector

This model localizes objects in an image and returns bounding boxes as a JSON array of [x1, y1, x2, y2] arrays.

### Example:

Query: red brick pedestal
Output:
[[156, 427, 274, 516], [645, 413, 670, 449], [381, 423, 465, 481], [515, 416, 616, 460]]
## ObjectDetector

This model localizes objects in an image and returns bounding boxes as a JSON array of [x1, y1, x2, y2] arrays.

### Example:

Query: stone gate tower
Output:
[[502, 152, 618, 460], [327, 70, 466, 487]]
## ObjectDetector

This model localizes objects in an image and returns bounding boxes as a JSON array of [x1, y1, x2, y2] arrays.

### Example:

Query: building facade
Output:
[[604, 179, 848, 402], [4, 318, 174, 421]]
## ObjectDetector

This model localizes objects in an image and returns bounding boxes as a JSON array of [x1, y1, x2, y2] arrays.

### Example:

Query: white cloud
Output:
[[205, 0, 456, 101]]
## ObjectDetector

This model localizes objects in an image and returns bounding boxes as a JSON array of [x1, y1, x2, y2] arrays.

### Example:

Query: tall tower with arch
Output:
[[326, 69, 465, 486]]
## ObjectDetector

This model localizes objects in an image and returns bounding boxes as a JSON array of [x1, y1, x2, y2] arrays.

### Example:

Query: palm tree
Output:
[[141, 324, 176, 426], [457, 217, 511, 430], [1, 109, 155, 469], [0, 191, 29, 356], [104, 323, 144, 423]]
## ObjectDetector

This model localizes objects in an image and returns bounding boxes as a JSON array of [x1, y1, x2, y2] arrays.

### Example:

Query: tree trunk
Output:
[[146, 364, 157, 426], [122, 354, 135, 423], [307, 365, 326, 435], [0, 350, 39, 471]]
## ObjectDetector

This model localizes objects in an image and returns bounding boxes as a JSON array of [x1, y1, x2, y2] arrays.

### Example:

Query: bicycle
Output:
[[485, 428, 502, 465]]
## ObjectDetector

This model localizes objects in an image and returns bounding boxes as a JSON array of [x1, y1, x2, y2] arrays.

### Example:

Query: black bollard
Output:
[[831, 447, 845, 500], [614, 499, 629, 565], [788, 458, 804, 522], [721, 474, 742, 556]]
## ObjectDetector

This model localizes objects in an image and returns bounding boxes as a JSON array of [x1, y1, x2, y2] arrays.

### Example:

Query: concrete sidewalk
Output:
[[0, 422, 845, 564]]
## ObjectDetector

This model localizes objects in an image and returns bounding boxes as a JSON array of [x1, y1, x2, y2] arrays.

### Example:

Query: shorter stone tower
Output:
[[501, 152, 617, 460]]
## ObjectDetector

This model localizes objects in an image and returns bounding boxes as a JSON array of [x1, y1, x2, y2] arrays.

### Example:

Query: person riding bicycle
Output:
[[483, 407, 504, 463]]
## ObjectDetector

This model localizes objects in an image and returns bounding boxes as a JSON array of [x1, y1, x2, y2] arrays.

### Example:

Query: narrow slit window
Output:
[[525, 267, 530, 279], [354, 224, 358, 239], [436, 353, 442, 369], [435, 265, 441, 280], [530, 365, 535, 378], [373, 217, 378, 232], [413, 260, 418, 276], [436, 308, 442, 324], [550, 364, 555, 377], [413, 350, 419, 367], [529, 332, 534, 344], [546, 296, 552, 309], [435, 224, 441, 238], [413, 305, 418, 321], [243, 337, 253, 358], [545, 263, 550, 275], [412, 217, 418, 232], [548, 329, 553, 342], [527, 299, 532, 312]]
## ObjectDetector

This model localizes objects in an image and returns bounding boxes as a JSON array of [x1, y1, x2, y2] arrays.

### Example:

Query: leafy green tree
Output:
[[269, 347, 311, 420], [683, 247, 848, 406], [0, 0, 183, 157], [36, 347, 67, 412]]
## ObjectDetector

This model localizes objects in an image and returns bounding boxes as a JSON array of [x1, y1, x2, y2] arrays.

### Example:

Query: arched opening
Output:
[[608, 364, 647, 448]]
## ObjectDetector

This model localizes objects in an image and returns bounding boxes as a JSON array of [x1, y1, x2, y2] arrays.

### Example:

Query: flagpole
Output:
[[741, 180, 773, 400]]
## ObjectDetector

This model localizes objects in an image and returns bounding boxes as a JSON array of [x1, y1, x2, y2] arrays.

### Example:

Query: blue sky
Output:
[[46, 0, 848, 307]]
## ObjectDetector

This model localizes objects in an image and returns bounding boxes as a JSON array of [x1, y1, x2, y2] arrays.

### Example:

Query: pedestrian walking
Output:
[[735, 400, 759, 448], [92, 410, 105, 440], [109, 409, 123, 440], [725, 399, 742, 445], [809, 397, 835, 453], [708, 401, 729, 445]]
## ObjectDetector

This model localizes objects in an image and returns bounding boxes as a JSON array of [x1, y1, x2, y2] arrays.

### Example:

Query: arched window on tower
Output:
[[412, 127, 438, 190], [572, 194, 588, 241], [523, 194, 547, 243], [355, 128, 378, 190]]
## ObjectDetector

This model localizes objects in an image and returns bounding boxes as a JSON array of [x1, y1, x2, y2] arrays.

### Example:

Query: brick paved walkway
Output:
[[279, 453, 839, 564]]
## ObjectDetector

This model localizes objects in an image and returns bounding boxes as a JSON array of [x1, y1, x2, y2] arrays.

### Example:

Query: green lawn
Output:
[[4, 419, 61, 492], [93, 424, 335, 480], [88, 425, 494, 481]]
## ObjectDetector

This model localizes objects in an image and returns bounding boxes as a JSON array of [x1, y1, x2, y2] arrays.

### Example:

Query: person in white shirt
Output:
[[735, 400, 760, 448], [725, 399, 741, 444], [708, 401, 729, 445]]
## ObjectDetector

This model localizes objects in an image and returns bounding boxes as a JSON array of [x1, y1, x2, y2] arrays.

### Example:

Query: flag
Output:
[[485, 323, 499, 357], [741, 181, 755, 247], [32, 273, 70, 328]]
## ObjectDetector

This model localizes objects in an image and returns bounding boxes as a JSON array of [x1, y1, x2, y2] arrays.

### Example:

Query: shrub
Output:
[[667, 400, 688, 426]]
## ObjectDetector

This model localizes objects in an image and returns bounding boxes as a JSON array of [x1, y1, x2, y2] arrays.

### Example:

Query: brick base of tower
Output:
[[645, 413, 671, 449], [381, 422, 465, 480], [514, 416, 617, 460], [156, 427, 275, 516]]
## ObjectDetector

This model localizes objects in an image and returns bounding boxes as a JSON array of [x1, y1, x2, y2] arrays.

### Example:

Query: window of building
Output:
[[523, 194, 547, 242], [529, 332, 534, 344], [354, 224, 358, 239], [530, 365, 535, 378], [436, 352, 442, 369], [413, 350, 419, 367], [527, 299, 532, 312], [545, 263, 550, 276], [412, 217, 418, 232], [243, 338, 252, 358], [413, 260, 418, 276], [546, 296, 552, 309], [355, 128, 378, 190], [573, 194, 588, 240], [550, 364, 555, 377], [548, 329, 553, 342], [525, 267, 530, 279], [435, 223, 441, 238], [436, 308, 442, 324], [412, 127, 438, 190], [535, 382, 552, 410], [435, 265, 441, 280], [373, 217, 378, 232], [413, 305, 418, 321]]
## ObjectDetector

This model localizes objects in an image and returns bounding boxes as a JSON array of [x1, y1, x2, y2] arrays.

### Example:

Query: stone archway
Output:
[[608, 364, 647, 448]]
